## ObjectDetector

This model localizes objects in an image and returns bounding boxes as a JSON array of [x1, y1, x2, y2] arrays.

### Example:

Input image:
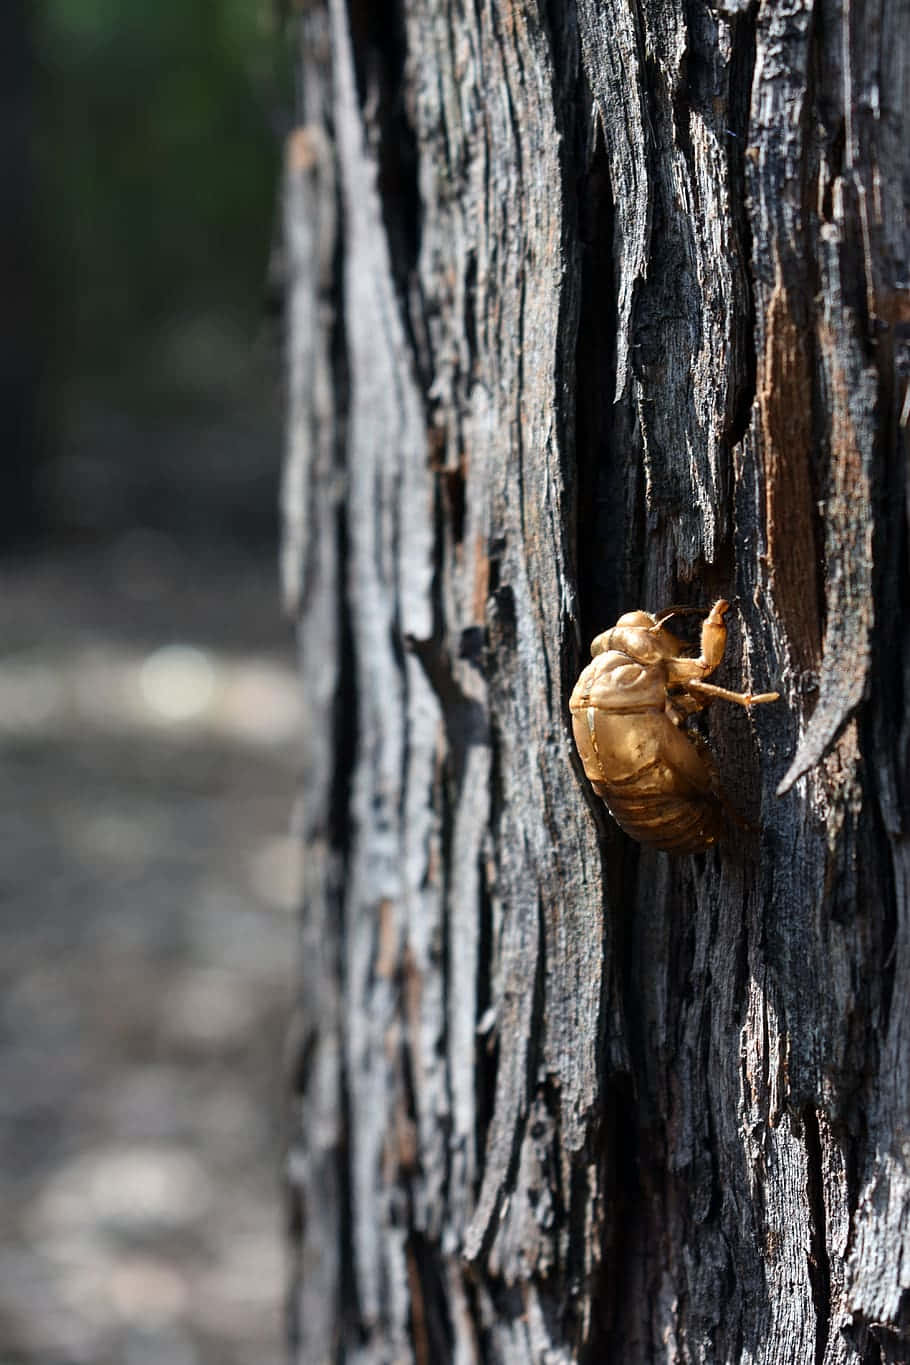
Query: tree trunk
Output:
[[283, 1, 910, 1360]]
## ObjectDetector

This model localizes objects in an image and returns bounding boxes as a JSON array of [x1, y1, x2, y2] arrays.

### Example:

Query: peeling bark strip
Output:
[[285, 1, 910, 1361]]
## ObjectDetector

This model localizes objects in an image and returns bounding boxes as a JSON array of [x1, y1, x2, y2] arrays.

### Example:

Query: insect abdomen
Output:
[[570, 708, 721, 853], [600, 780, 722, 853]]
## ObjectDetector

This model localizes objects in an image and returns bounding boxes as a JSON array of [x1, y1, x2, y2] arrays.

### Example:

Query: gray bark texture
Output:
[[282, 1, 910, 1361]]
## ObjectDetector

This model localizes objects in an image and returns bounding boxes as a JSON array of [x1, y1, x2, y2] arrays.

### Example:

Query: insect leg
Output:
[[686, 679, 780, 708], [665, 690, 705, 723]]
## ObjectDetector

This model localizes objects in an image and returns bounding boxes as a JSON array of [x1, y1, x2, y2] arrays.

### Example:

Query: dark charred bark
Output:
[[283, 2, 910, 1360]]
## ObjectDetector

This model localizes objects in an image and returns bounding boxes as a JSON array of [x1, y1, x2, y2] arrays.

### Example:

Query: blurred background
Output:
[[2, 3, 298, 1361]]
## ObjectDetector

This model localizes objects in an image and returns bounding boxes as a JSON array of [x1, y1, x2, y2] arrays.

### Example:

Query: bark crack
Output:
[[573, 110, 623, 641], [725, 0, 759, 453], [803, 1105, 831, 1365], [347, 0, 425, 382], [331, 225, 364, 1356]]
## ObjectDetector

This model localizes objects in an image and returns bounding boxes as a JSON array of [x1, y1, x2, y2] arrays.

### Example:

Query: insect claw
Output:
[[652, 604, 711, 628]]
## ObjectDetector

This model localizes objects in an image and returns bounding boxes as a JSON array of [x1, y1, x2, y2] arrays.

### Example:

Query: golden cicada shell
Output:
[[569, 600, 778, 853]]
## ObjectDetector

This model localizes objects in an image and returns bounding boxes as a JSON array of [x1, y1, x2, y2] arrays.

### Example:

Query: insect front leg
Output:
[[665, 598, 730, 688], [697, 598, 730, 674], [666, 600, 780, 709]]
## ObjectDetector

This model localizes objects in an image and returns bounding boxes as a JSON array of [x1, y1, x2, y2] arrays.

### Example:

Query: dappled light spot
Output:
[[31, 1144, 212, 1241], [139, 645, 218, 723]]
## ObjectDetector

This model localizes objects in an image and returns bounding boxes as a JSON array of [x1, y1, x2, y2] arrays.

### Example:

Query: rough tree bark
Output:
[[283, 2, 909, 1361]]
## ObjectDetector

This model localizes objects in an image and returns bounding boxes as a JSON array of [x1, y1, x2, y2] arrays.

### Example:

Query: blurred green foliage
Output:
[[35, 0, 290, 409]]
